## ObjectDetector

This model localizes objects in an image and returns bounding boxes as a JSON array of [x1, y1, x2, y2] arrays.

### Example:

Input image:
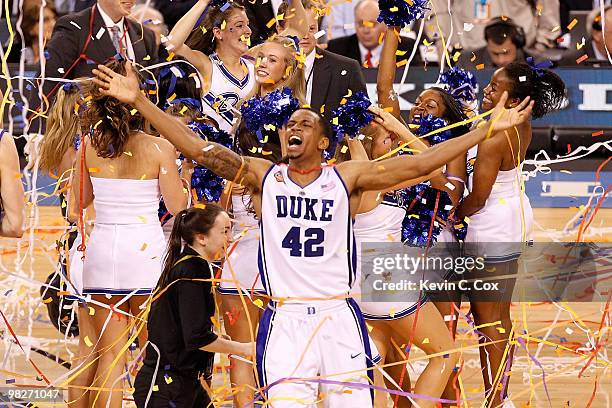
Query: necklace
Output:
[[287, 164, 328, 175]]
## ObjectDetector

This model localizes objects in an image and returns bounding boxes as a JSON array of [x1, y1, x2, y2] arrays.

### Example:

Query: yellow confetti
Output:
[[254, 299, 264, 309], [93, 119, 103, 129], [137, 215, 147, 223], [340, 145, 348, 154], [266, 18, 276, 28], [140, 243, 148, 251], [143, 54, 151, 61], [167, 93, 176, 103], [366, 323, 373, 332], [84, 336, 93, 347], [220, 20, 227, 30], [164, 376, 173, 384], [497, 327, 506, 334], [166, 52, 175, 61], [363, 20, 374, 28], [567, 18, 578, 30], [498, 197, 506, 205], [152, 385, 159, 391], [130, 108, 138, 115], [43, 297, 53, 304], [123, 151, 133, 157], [422, 337, 429, 344], [89, 307, 95, 316]]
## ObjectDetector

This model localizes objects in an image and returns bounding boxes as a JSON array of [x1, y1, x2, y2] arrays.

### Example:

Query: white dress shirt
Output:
[[97, 4, 135, 61], [358, 43, 382, 68], [303, 49, 317, 104]]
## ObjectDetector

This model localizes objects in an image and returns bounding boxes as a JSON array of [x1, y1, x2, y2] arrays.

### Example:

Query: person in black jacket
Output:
[[133, 205, 253, 408], [277, 0, 367, 118], [326, 0, 416, 68], [39, 0, 159, 105]]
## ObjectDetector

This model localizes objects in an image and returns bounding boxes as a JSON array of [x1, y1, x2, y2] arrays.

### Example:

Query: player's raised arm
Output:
[[92, 63, 270, 189], [341, 92, 533, 193]]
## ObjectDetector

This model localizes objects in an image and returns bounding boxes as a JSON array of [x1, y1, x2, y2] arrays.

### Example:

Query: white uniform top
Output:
[[202, 53, 255, 133], [258, 164, 356, 302]]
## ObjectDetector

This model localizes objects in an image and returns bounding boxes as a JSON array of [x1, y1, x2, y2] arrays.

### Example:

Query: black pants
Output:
[[133, 365, 211, 408]]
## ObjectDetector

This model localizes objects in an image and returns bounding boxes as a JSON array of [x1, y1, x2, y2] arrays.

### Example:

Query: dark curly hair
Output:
[[428, 87, 470, 137], [82, 60, 145, 158], [185, 2, 246, 56], [502, 62, 566, 119]]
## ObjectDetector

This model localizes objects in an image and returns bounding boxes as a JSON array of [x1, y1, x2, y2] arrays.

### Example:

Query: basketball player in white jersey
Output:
[[92, 62, 534, 407]]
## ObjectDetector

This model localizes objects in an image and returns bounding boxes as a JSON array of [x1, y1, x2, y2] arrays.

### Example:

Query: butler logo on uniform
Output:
[[275, 196, 334, 221]]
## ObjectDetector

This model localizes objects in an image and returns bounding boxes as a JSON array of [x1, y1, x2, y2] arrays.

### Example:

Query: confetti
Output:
[[567, 18, 578, 30], [84, 336, 93, 347], [591, 130, 603, 137], [475, 64, 485, 70], [575, 54, 588, 64]]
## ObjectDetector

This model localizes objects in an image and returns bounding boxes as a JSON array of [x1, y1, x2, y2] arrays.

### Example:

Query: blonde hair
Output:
[[334, 124, 377, 163], [248, 36, 307, 104], [39, 83, 83, 171]]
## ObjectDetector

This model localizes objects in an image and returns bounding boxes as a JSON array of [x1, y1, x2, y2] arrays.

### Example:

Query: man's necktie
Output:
[[364, 50, 373, 68], [109, 25, 123, 56]]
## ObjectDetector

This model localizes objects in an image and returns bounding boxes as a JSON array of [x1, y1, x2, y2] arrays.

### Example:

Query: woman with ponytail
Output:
[[133, 205, 253, 407], [71, 60, 189, 408], [437, 62, 566, 407], [38, 82, 100, 408], [165, 0, 254, 133]]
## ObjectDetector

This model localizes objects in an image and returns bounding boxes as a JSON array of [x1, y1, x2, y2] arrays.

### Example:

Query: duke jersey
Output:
[[202, 53, 255, 133], [258, 164, 356, 302]]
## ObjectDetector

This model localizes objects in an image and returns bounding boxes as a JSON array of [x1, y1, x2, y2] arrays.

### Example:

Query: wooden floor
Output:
[[0, 206, 610, 407]]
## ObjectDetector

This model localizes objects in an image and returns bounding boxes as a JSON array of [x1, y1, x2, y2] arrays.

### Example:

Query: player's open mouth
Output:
[[288, 135, 303, 146]]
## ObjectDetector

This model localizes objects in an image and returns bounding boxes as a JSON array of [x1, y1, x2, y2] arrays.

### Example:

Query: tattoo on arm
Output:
[[197, 143, 251, 185]]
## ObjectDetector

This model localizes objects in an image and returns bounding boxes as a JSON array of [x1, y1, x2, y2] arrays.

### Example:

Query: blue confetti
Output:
[[377, 0, 429, 28]]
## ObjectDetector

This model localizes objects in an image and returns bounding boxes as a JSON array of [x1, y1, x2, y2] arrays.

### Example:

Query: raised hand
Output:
[[92, 62, 141, 105], [368, 105, 409, 136], [490, 91, 534, 132]]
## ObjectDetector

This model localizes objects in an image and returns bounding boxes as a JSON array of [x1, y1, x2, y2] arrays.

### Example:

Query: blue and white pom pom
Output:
[[412, 114, 452, 145], [438, 67, 479, 113], [186, 121, 233, 202], [331, 91, 374, 142], [398, 114, 457, 247], [377, 0, 429, 28], [240, 87, 300, 141]]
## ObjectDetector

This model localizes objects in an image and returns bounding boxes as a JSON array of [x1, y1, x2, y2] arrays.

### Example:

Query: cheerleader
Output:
[[133, 205, 253, 408], [0, 129, 24, 238], [71, 60, 189, 408], [445, 62, 566, 407], [336, 109, 460, 408], [165, 0, 255, 133], [38, 82, 99, 408]]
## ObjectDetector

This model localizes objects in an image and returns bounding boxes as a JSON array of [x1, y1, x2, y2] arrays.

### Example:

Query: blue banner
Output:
[[361, 67, 612, 127]]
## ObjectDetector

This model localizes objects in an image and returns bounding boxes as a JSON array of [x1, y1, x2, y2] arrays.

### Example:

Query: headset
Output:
[[484, 17, 526, 49], [591, 5, 612, 32]]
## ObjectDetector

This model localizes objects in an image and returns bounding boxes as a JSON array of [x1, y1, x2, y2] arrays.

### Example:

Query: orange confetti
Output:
[[576, 54, 588, 64], [567, 18, 578, 30], [476, 64, 485, 70], [592, 130, 603, 137]]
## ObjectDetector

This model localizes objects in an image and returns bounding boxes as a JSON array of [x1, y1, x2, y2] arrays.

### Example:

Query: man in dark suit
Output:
[[277, 0, 367, 117], [243, 0, 277, 46], [326, 0, 416, 68], [458, 17, 531, 69], [559, 5, 612, 66], [40, 0, 158, 102]]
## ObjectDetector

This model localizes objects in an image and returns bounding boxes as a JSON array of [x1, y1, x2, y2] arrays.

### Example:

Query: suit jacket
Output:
[[310, 49, 367, 118], [40, 5, 159, 100], [558, 40, 611, 67], [326, 33, 417, 67], [243, 1, 276, 46]]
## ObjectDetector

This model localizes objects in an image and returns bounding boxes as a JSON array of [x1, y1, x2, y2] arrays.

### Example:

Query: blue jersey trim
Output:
[[210, 53, 251, 89]]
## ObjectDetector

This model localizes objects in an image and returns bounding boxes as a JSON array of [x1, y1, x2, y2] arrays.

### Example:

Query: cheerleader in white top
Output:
[[449, 62, 566, 407], [71, 61, 189, 408], [331, 90, 466, 407], [165, 0, 255, 133]]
